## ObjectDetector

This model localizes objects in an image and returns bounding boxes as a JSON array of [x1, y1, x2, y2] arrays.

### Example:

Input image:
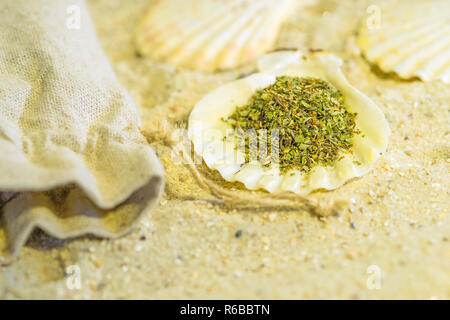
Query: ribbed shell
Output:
[[188, 51, 390, 195], [357, 0, 450, 83], [135, 0, 294, 72]]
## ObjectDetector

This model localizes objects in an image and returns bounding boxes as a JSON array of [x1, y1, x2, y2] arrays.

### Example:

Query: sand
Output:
[[0, 0, 449, 299]]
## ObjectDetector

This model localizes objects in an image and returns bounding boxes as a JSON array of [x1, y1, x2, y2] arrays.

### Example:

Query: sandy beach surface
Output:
[[0, 0, 449, 299]]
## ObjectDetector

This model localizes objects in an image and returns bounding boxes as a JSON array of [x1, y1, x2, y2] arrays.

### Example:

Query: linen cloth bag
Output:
[[0, 0, 164, 255]]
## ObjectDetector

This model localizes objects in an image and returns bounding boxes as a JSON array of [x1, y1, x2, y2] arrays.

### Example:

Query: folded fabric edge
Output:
[[0, 139, 165, 210], [2, 174, 164, 256]]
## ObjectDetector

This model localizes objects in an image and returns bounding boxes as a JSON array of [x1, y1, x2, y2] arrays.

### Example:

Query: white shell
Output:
[[135, 0, 294, 72], [357, 0, 450, 83], [188, 51, 390, 195]]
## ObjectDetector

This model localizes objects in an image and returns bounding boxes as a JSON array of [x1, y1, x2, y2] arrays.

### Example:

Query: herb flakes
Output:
[[223, 76, 360, 173]]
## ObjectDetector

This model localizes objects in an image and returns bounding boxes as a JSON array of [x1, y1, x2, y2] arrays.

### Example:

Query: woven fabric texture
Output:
[[0, 0, 164, 255]]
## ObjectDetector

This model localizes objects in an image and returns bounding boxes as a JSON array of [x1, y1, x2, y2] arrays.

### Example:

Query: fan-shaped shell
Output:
[[135, 0, 294, 72], [357, 0, 450, 83], [188, 51, 390, 195]]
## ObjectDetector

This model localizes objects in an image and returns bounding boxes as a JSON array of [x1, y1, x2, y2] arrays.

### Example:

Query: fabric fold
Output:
[[0, 0, 164, 254]]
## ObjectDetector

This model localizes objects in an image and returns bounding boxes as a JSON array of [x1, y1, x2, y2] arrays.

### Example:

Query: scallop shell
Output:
[[188, 51, 390, 195], [357, 0, 450, 83], [135, 0, 294, 72]]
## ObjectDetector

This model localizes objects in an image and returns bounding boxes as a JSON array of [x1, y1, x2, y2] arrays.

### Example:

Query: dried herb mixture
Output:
[[224, 76, 360, 173]]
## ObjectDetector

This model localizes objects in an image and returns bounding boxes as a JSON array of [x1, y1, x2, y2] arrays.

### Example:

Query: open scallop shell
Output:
[[188, 51, 390, 195], [135, 0, 294, 72], [357, 0, 450, 83]]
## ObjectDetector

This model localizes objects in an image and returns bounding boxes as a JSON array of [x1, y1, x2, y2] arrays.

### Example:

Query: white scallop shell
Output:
[[135, 0, 294, 72], [188, 51, 390, 195], [357, 0, 450, 83]]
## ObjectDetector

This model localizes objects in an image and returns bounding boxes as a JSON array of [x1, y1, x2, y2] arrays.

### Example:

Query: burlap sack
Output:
[[0, 0, 164, 255]]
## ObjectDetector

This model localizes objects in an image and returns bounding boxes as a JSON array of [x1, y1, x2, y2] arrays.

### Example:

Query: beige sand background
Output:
[[0, 0, 449, 299]]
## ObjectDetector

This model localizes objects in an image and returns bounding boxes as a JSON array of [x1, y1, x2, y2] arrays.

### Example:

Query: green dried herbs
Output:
[[223, 76, 360, 173]]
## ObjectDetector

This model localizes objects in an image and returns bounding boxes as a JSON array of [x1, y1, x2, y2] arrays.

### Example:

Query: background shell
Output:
[[135, 0, 294, 72], [188, 51, 390, 195], [357, 0, 450, 83]]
